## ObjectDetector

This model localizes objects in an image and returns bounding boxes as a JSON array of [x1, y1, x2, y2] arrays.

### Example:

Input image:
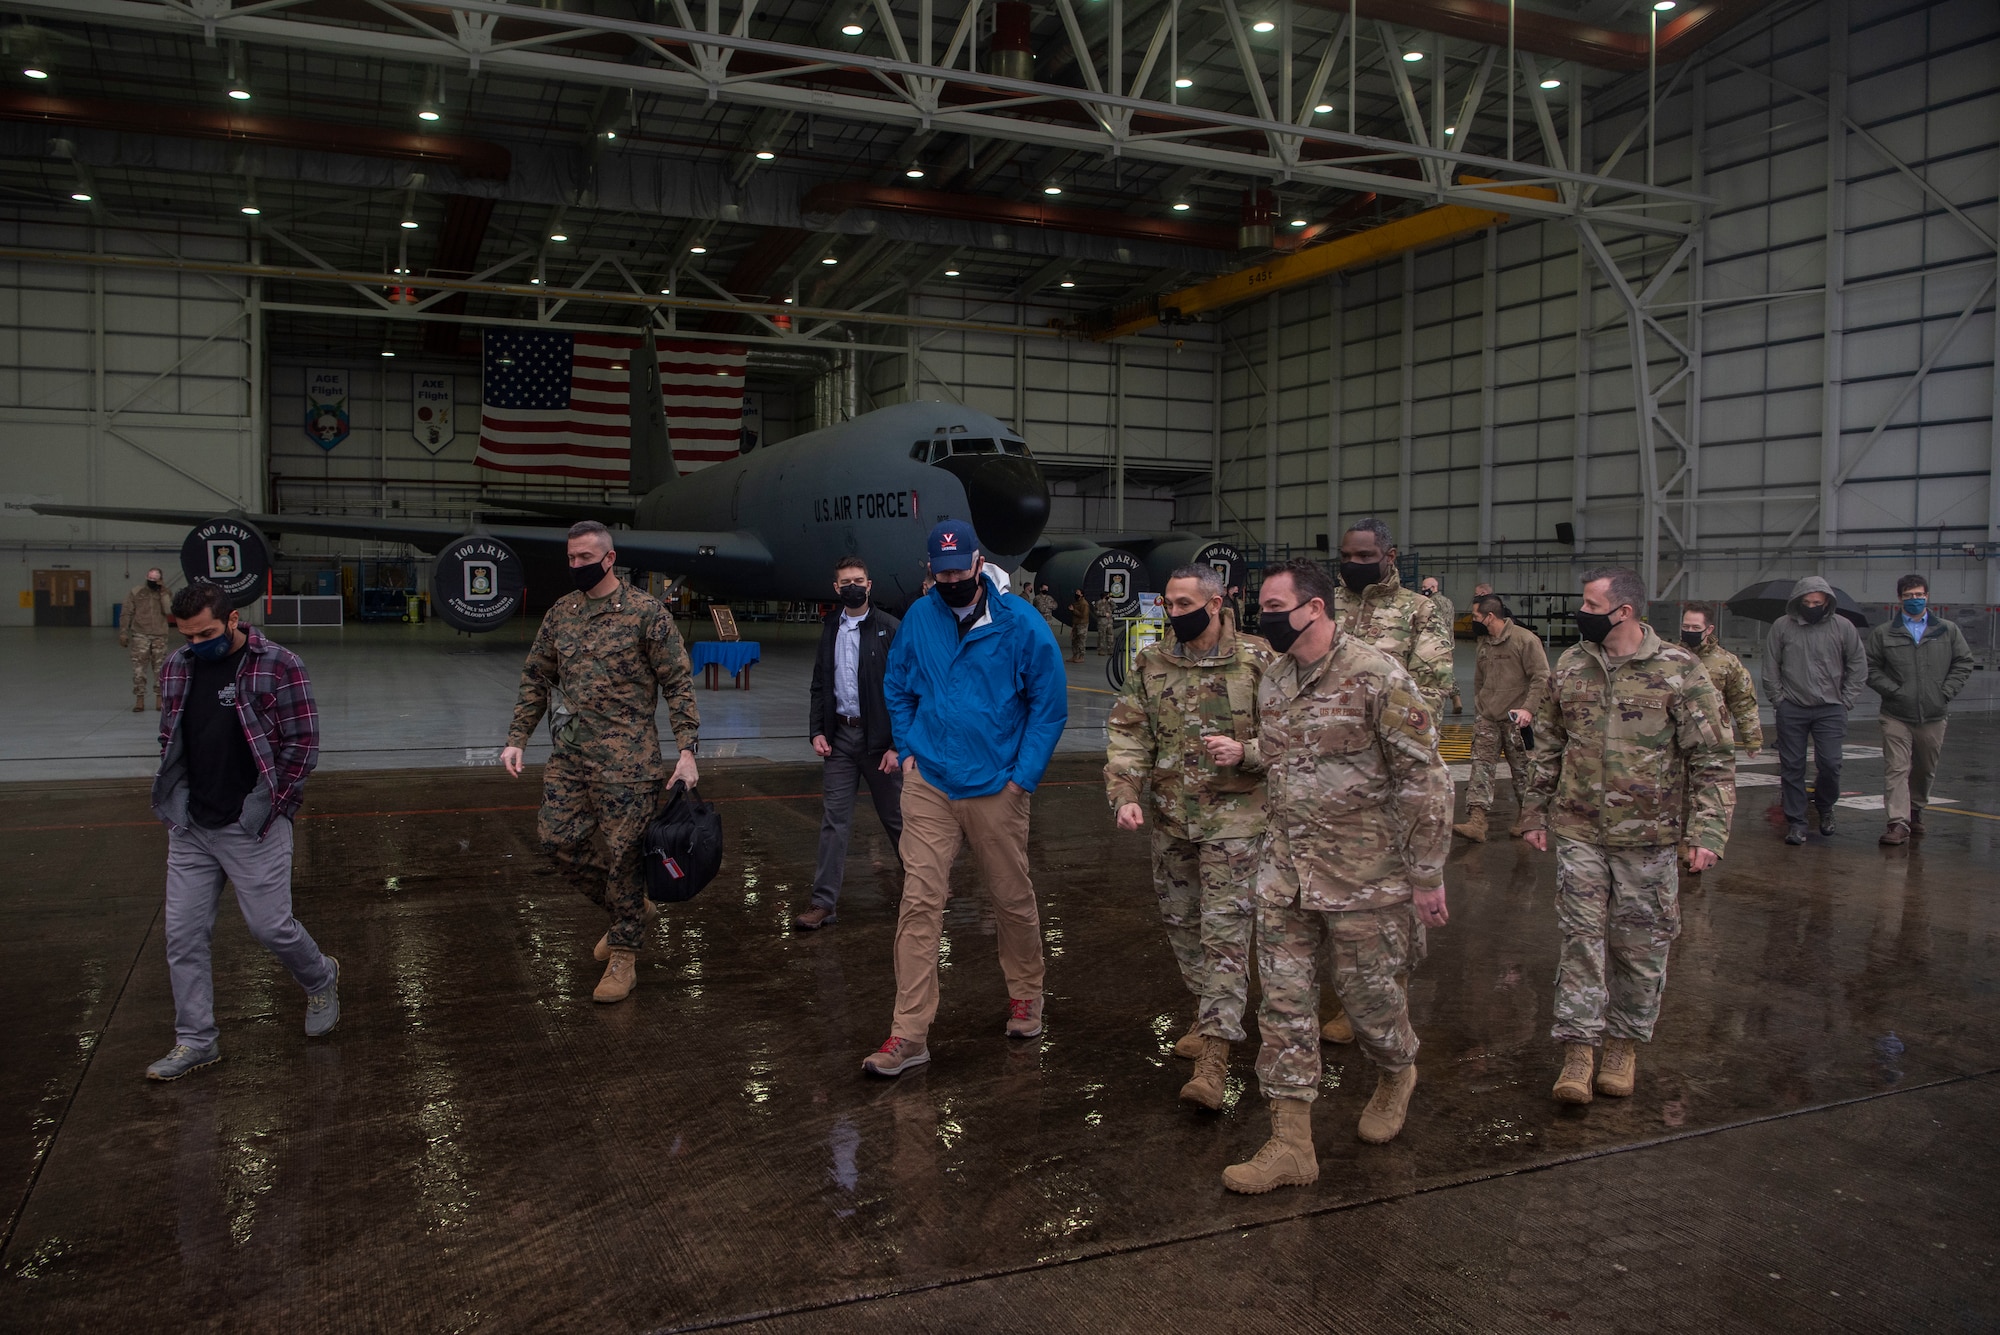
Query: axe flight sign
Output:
[[432, 535, 525, 632], [180, 517, 271, 608]]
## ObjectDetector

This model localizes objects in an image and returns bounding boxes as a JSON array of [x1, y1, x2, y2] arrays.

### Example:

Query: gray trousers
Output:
[[164, 817, 333, 1048], [811, 719, 904, 910], [1775, 701, 1846, 826]]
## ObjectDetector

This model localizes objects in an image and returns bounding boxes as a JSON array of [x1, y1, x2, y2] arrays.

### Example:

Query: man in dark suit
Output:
[[797, 555, 904, 929]]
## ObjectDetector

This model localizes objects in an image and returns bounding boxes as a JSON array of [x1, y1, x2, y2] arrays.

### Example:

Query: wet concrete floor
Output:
[[3, 720, 1998, 1332]]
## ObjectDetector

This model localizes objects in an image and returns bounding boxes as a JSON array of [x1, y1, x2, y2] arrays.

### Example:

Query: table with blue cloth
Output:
[[690, 640, 761, 690]]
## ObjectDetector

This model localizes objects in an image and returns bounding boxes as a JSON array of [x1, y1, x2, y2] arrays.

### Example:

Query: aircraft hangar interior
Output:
[[1, 0, 1996, 1328]]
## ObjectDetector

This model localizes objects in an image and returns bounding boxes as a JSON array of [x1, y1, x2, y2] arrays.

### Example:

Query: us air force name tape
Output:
[[432, 535, 525, 632], [180, 517, 271, 608]]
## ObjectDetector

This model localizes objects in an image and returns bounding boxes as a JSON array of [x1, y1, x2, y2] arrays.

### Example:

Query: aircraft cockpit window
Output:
[[953, 438, 998, 455], [999, 439, 1032, 458], [911, 441, 932, 461]]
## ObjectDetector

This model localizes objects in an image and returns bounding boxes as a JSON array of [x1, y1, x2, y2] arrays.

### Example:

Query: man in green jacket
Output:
[[1866, 574, 1974, 846]]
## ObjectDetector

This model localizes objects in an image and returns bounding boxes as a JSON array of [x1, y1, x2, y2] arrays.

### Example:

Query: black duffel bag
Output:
[[643, 781, 723, 904]]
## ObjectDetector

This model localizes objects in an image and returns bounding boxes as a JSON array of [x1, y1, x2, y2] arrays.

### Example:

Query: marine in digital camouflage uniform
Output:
[[1522, 568, 1734, 1103], [1094, 594, 1117, 656], [1105, 570, 1277, 1107], [506, 538, 699, 1002], [121, 571, 175, 711], [1221, 561, 1451, 1195], [1680, 607, 1760, 871]]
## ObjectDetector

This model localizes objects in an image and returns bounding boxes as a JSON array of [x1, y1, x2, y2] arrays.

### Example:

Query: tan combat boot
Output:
[[1453, 808, 1489, 842], [1356, 1064, 1418, 1143], [1596, 1037, 1637, 1097], [1221, 1098, 1318, 1194], [1179, 1037, 1230, 1110], [593, 947, 637, 1003], [1552, 1042, 1595, 1103], [1172, 1023, 1205, 1060], [1319, 1005, 1354, 1045], [594, 899, 660, 962]]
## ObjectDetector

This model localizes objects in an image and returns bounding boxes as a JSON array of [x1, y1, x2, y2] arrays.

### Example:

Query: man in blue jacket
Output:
[[863, 520, 1069, 1075]]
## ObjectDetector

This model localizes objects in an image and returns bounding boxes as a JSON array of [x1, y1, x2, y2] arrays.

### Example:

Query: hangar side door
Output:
[[33, 570, 92, 627]]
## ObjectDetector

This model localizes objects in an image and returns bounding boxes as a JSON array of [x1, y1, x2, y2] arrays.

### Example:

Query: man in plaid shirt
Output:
[[144, 581, 340, 1081]]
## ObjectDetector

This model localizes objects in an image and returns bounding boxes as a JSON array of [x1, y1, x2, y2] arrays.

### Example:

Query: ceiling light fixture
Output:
[[549, 230, 568, 242], [529, 276, 543, 284], [1171, 201, 1191, 211], [822, 256, 838, 264], [1654, 1, 1676, 9], [1174, 76, 1193, 89], [658, 287, 671, 295], [1289, 218, 1307, 227], [690, 245, 707, 254], [783, 296, 795, 302], [756, 149, 775, 160], [418, 107, 440, 122], [1402, 50, 1424, 62], [1251, 19, 1276, 33], [905, 167, 924, 178], [1313, 102, 1333, 114], [1059, 277, 1075, 288], [603, 130, 617, 140], [944, 268, 960, 276], [1540, 77, 1562, 89], [70, 191, 91, 202], [228, 86, 251, 101], [1445, 125, 1456, 135], [239, 181, 260, 217], [402, 216, 419, 230], [22, 66, 48, 80], [840, 21, 864, 36], [380, 341, 396, 358], [1043, 184, 1062, 195]]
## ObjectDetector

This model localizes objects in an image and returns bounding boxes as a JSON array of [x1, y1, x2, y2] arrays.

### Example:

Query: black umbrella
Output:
[[1725, 579, 1873, 629]]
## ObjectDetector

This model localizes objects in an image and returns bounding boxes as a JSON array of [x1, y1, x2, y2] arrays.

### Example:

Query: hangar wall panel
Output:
[[0, 214, 256, 627]]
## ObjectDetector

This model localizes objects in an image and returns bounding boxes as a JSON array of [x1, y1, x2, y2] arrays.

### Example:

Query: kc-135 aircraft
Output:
[[33, 354, 1054, 615]]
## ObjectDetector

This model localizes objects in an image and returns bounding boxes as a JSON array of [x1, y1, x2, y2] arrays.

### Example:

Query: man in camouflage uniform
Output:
[[1221, 560, 1451, 1194], [1679, 605, 1760, 875], [1105, 564, 1278, 1111], [120, 567, 175, 712], [1033, 584, 1058, 625], [1454, 594, 1550, 842], [1067, 589, 1092, 663], [1418, 577, 1463, 713], [501, 521, 700, 1004], [1094, 592, 1117, 657], [1522, 567, 1733, 1105], [1319, 517, 1452, 1045]]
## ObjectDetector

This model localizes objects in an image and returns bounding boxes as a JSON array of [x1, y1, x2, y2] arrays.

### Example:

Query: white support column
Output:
[[1113, 342, 1127, 530], [1572, 239, 1591, 553], [1479, 225, 1497, 560], [1989, 142, 2000, 606], [1818, 0, 1847, 550], [1398, 249, 1415, 547], [1012, 328, 1025, 434], [1683, 64, 1706, 578], [249, 236, 265, 510], [1326, 276, 1343, 548], [1211, 338, 1223, 531], [1265, 293, 1280, 551]]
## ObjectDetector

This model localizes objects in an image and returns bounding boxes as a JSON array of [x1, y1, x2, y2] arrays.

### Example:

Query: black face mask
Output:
[[146, 578, 162, 590], [571, 558, 610, 593], [1168, 606, 1212, 645], [1338, 561, 1381, 594], [1575, 608, 1618, 645], [838, 584, 869, 609], [1471, 619, 1489, 637], [1261, 604, 1310, 654], [1681, 629, 1706, 651], [1800, 603, 1831, 624], [935, 575, 980, 608]]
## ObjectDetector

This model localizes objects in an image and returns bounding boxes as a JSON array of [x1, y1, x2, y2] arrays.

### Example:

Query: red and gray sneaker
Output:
[[1005, 997, 1044, 1039], [862, 1036, 930, 1077]]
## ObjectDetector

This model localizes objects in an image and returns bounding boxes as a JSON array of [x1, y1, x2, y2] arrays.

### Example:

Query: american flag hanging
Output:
[[658, 338, 746, 474], [474, 330, 638, 480]]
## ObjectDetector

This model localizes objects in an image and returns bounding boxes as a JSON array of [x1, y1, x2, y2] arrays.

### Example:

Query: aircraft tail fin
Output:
[[628, 331, 678, 496]]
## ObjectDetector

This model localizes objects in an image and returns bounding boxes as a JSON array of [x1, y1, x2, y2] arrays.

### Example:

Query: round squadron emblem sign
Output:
[[433, 535, 525, 632], [179, 516, 271, 608]]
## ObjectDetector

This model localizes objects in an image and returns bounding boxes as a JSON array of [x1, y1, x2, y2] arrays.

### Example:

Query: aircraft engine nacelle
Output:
[[1037, 545, 1151, 623], [1144, 537, 1247, 596]]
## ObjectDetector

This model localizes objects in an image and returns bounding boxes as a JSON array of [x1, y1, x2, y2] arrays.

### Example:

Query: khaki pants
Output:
[[1880, 716, 1947, 824], [891, 767, 1043, 1041]]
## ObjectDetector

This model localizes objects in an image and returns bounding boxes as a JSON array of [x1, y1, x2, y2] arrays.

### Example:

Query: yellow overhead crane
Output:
[[1069, 181, 1561, 342]]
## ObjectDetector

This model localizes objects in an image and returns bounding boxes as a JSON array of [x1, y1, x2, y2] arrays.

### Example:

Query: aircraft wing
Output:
[[481, 496, 639, 523], [29, 504, 773, 578]]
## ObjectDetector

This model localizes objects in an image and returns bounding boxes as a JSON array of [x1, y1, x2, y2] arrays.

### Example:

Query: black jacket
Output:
[[810, 605, 901, 757]]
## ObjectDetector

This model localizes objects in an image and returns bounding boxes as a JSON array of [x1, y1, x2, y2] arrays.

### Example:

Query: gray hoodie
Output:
[[1761, 575, 1867, 710]]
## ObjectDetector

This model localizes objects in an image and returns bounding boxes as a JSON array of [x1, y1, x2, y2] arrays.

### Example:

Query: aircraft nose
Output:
[[937, 454, 1050, 558]]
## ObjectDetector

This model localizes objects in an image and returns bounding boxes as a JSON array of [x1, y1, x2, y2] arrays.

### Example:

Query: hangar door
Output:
[[33, 570, 91, 627]]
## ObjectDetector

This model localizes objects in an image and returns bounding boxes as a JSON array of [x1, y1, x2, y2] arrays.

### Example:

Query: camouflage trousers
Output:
[[1465, 713, 1530, 811], [1552, 840, 1680, 1045], [1069, 628, 1086, 662], [1255, 902, 1423, 1103], [1151, 829, 1258, 1042], [129, 634, 167, 703], [538, 760, 662, 951]]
